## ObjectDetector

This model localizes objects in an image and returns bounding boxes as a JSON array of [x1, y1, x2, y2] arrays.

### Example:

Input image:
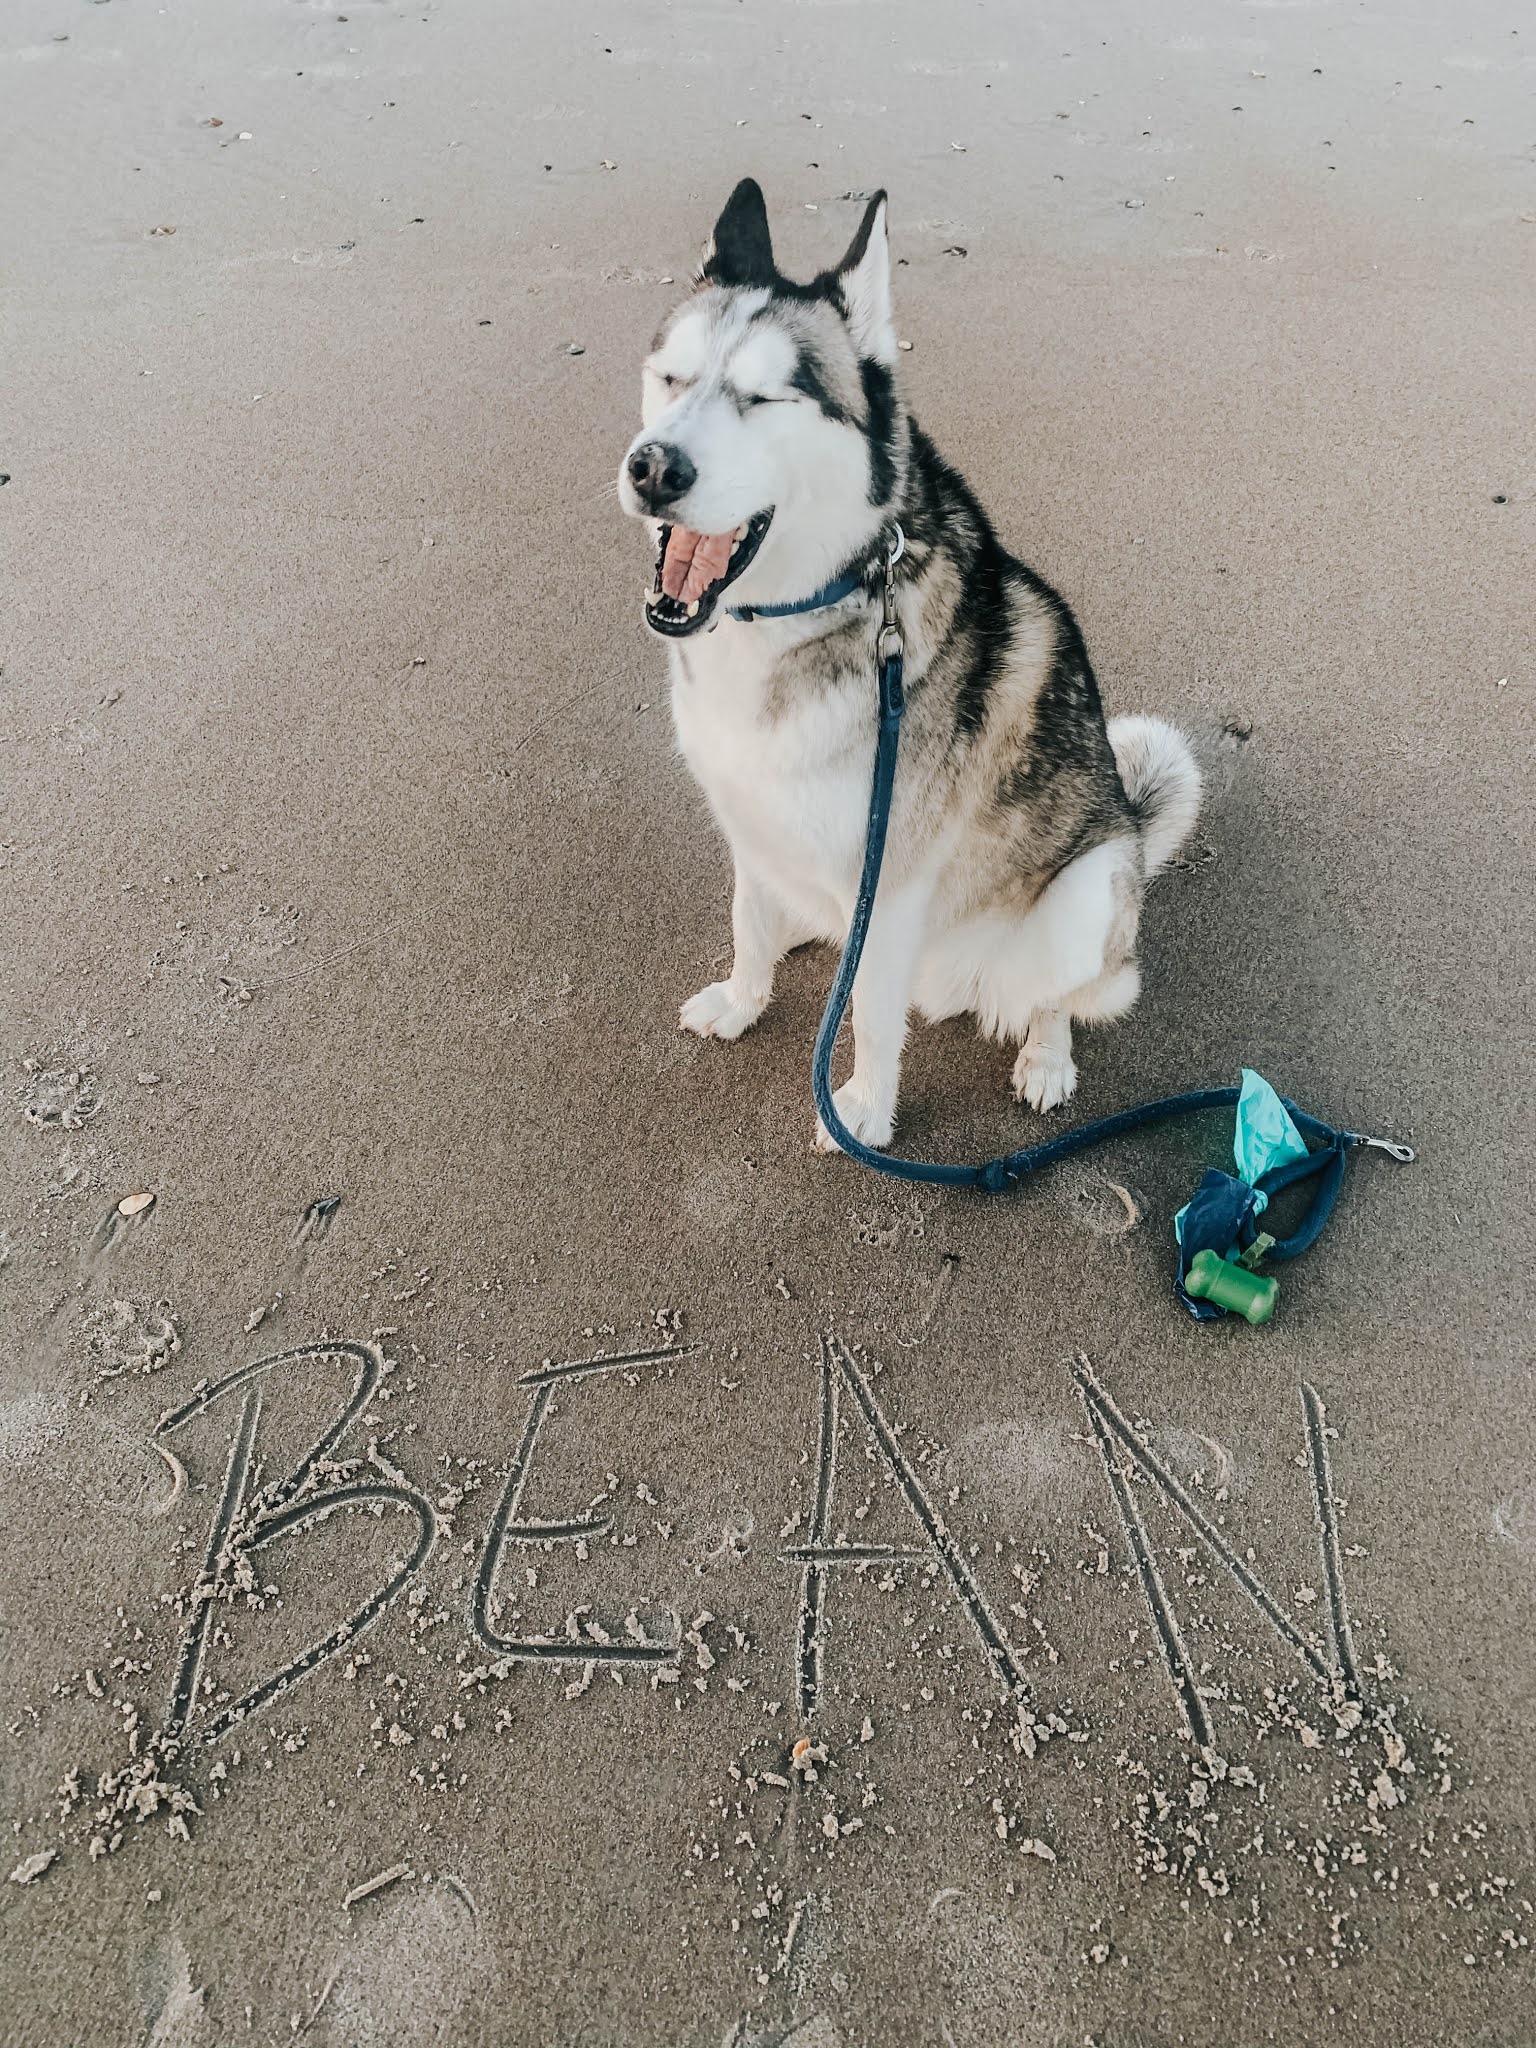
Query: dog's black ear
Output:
[[699, 178, 777, 289], [833, 190, 895, 364]]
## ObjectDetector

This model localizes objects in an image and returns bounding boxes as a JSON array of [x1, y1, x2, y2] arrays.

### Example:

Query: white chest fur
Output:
[[668, 619, 874, 936]]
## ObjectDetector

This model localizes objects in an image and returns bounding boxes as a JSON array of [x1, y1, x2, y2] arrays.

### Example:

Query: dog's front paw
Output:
[[813, 1084, 895, 1155], [680, 981, 767, 1042], [1012, 1040, 1078, 1115]]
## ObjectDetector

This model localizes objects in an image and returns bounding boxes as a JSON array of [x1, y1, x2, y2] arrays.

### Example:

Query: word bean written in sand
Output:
[[154, 1335, 1374, 1766]]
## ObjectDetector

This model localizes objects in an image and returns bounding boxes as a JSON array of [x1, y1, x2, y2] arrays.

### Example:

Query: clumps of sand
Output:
[[85, 1735, 200, 1858], [1112, 1675, 1532, 1973], [42, 1705, 201, 1870]]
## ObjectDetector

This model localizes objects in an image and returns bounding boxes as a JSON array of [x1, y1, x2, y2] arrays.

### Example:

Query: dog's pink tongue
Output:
[[662, 527, 734, 604]]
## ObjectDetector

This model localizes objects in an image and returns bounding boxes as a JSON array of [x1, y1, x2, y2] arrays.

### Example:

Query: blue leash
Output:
[[807, 530, 1413, 1281]]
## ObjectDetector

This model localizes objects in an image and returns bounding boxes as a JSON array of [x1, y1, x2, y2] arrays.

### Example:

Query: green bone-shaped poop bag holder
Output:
[[1183, 1247, 1279, 1326]]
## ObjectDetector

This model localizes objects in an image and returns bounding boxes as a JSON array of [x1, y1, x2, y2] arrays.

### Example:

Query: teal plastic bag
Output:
[[1174, 1069, 1307, 1243], [1234, 1067, 1308, 1190]]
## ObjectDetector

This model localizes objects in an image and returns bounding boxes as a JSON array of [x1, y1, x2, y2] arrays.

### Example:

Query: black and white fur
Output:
[[617, 180, 1201, 1152]]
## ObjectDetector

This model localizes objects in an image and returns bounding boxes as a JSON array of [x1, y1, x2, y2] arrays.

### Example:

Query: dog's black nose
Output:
[[626, 441, 696, 511]]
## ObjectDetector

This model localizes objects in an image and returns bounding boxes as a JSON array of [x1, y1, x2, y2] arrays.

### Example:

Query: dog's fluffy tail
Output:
[[1108, 714, 1202, 874]]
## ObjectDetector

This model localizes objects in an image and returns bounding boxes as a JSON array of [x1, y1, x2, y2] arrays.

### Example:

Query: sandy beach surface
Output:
[[3, 1, 1534, 2042]]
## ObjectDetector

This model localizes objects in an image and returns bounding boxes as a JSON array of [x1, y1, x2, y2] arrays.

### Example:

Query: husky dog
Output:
[[617, 180, 1201, 1152]]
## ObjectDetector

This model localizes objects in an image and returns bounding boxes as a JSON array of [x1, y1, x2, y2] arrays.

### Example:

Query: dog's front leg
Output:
[[680, 859, 787, 1041], [813, 880, 930, 1154]]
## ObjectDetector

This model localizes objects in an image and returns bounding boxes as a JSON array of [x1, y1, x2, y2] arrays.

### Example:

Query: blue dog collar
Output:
[[728, 524, 904, 624], [727, 567, 865, 623]]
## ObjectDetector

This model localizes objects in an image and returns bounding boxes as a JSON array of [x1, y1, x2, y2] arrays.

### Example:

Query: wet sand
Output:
[[2, 1, 1533, 2042]]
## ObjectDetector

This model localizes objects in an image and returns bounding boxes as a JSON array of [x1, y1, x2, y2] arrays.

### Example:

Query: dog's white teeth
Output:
[[686, 600, 700, 617], [730, 541, 739, 555], [735, 524, 748, 540]]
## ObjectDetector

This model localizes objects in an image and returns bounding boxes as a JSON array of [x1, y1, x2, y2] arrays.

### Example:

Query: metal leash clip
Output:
[[877, 521, 905, 668], [1357, 1133, 1416, 1163]]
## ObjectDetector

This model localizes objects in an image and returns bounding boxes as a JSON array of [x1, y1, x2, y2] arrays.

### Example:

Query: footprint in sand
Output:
[[83, 1297, 181, 1381], [138, 1936, 214, 2048], [312, 1877, 488, 2047], [1161, 1424, 1238, 1495], [1071, 1175, 1145, 1238], [19, 1057, 103, 1130]]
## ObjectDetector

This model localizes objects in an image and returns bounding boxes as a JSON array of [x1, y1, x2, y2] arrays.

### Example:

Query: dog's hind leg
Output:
[[1011, 1007, 1077, 1114], [681, 860, 798, 1041], [1070, 961, 1141, 1025], [1012, 951, 1142, 1113], [998, 839, 1142, 1113]]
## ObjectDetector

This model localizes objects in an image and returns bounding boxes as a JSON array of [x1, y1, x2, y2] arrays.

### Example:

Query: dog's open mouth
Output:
[[644, 510, 774, 637]]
